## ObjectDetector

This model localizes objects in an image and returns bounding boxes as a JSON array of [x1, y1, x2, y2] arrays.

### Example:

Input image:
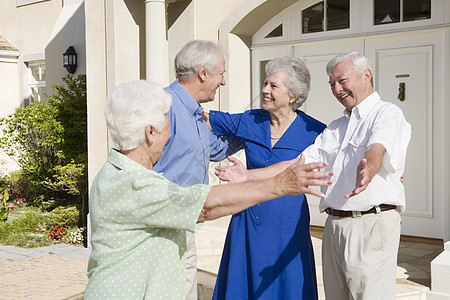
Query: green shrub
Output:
[[0, 75, 87, 207], [48, 206, 79, 228]]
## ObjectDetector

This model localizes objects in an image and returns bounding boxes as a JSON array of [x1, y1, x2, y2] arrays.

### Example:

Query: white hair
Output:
[[326, 51, 373, 77], [104, 80, 172, 151], [174, 40, 225, 82], [265, 56, 311, 110]]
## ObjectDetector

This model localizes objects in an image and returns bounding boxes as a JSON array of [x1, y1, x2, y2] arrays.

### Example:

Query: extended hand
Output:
[[215, 156, 248, 183], [279, 154, 332, 198], [344, 158, 370, 198]]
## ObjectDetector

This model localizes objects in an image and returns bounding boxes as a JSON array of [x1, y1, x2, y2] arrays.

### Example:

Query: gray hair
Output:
[[105, 80, 172, 151], [326, 52, 373, 84], [174, 40, 225, 82], [265, 56, 311, 110]]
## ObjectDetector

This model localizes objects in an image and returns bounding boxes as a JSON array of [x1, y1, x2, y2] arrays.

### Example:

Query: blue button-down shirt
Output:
[[153, 81, 242, 187]]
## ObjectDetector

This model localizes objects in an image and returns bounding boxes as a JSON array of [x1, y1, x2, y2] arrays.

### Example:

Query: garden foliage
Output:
[[0, 75, 87, 224]]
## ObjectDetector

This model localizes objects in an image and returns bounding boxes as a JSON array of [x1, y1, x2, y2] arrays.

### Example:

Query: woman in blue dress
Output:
[[209, 56, 326, 299]]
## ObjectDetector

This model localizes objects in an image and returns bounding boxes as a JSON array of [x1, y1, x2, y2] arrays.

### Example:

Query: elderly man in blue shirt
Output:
[[153, 40, 241, 300]]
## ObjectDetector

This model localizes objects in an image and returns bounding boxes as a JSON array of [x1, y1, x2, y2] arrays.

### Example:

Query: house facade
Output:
[[85, 0, 450, 242], [0, 0, 85, 171], [1, 0, 449, 242]]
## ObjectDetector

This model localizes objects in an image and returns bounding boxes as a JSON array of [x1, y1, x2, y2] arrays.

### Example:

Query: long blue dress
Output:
[[210, 109, 326, 300]]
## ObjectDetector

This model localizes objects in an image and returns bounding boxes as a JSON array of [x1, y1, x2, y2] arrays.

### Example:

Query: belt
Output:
[[325, 204, 397, 218]]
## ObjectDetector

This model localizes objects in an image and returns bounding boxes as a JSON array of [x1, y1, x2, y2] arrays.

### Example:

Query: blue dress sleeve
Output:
[[208, 110, 244, 161], [209, 110, 244, 137]]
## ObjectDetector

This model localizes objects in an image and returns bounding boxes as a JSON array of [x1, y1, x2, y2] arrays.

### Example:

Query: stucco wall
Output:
[[0, 1, 62, 55], [0, 62, 21, 117], [45, 0, 86, 95]]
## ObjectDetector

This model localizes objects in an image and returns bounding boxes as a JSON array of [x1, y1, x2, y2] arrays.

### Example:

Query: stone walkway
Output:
[[0, 244, 89, 300], [0, 220, 444, 299]]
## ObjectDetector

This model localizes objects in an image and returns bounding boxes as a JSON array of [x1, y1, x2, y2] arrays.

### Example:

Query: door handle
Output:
[[398, 82, 405, 102]]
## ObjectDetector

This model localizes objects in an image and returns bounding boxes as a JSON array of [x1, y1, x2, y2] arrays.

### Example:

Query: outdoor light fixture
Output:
[[63, 46, 77, 74]]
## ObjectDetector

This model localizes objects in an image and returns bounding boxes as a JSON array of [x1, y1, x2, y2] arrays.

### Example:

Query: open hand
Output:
[[215, 156, 248, 183], [344, 158, 370, 198], [280, 154, 332, 197]]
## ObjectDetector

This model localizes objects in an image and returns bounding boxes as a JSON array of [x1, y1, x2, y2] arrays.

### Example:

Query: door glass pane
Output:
[[404, 0, 431, 22], [302, 2, 324, 34], [374, 0, 400, 25], [265, 24, 283, 38], [327, 0, 349, 31]]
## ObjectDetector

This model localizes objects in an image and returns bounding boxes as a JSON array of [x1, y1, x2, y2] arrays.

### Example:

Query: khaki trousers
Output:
[[322, 209, 401, 300], [185, 231, 198, 300]]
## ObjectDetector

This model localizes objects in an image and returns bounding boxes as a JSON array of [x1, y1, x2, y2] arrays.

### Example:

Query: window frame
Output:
[[362, 0, 446, 33], [25, 61, 46, 105], [252, 0, 447, 47]]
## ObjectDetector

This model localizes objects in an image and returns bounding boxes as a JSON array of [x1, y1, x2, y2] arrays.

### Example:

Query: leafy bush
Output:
[[48, 206, 80, 228], [0, 189, 10, 221], [0, 75, 87, 222], [0, 99, 63, 192], [0, 161, 11, 191]]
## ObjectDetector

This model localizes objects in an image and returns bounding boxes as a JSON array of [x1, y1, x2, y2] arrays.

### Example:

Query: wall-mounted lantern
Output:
[[63, 46, 77, 74]]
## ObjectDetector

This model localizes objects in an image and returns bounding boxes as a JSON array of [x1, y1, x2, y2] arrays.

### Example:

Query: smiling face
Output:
[[328, 59, 373, 111], [261, 71, 295, 114], [199, 54, 226, 104]]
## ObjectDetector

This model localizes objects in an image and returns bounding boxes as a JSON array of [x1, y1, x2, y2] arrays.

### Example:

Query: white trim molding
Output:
[[16, 0, 49, 7], [0, 50, 20, 63]]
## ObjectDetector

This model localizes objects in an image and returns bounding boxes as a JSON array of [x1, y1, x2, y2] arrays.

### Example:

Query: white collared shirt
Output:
[[303, 92, 411, 212]]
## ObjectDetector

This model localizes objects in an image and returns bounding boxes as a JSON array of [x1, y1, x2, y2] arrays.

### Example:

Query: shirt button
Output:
[[256, 216, 260, 220], [257, 204, 261, 207]]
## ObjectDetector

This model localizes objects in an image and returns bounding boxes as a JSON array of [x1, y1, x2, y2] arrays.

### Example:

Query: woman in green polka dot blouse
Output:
[[84, 80, 332, 299]]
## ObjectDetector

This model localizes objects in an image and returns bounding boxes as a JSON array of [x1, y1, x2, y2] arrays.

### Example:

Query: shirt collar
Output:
[[108, 148, 146, 172], [170, 80, 203, 116], [344, 91, 380, 120]]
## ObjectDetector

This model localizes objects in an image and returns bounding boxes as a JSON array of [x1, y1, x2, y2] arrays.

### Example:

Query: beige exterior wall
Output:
[[45, 0, 86, 95], [0, 1, 62, 55], [0, 61, 21, 117]]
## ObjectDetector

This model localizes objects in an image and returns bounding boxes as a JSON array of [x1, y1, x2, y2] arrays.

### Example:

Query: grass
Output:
[[0, 206, 77, 248]]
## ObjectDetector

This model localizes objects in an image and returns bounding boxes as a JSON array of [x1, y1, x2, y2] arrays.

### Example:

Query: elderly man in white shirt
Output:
[[215, 52, 411, 300]]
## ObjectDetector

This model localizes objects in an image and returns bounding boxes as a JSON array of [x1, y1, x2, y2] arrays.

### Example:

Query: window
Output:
[[374, 0, 431, 25], [265, 24, 283, 38], [25, 61, 46, 106], [302, 0, 349, 34]]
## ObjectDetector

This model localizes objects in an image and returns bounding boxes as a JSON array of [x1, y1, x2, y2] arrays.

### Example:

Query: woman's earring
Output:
[[289, 99, 294, 104], [151, 137, 154, 144]]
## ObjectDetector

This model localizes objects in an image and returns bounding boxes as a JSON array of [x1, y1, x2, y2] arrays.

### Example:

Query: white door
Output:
[[365, 31, 445, 238]]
